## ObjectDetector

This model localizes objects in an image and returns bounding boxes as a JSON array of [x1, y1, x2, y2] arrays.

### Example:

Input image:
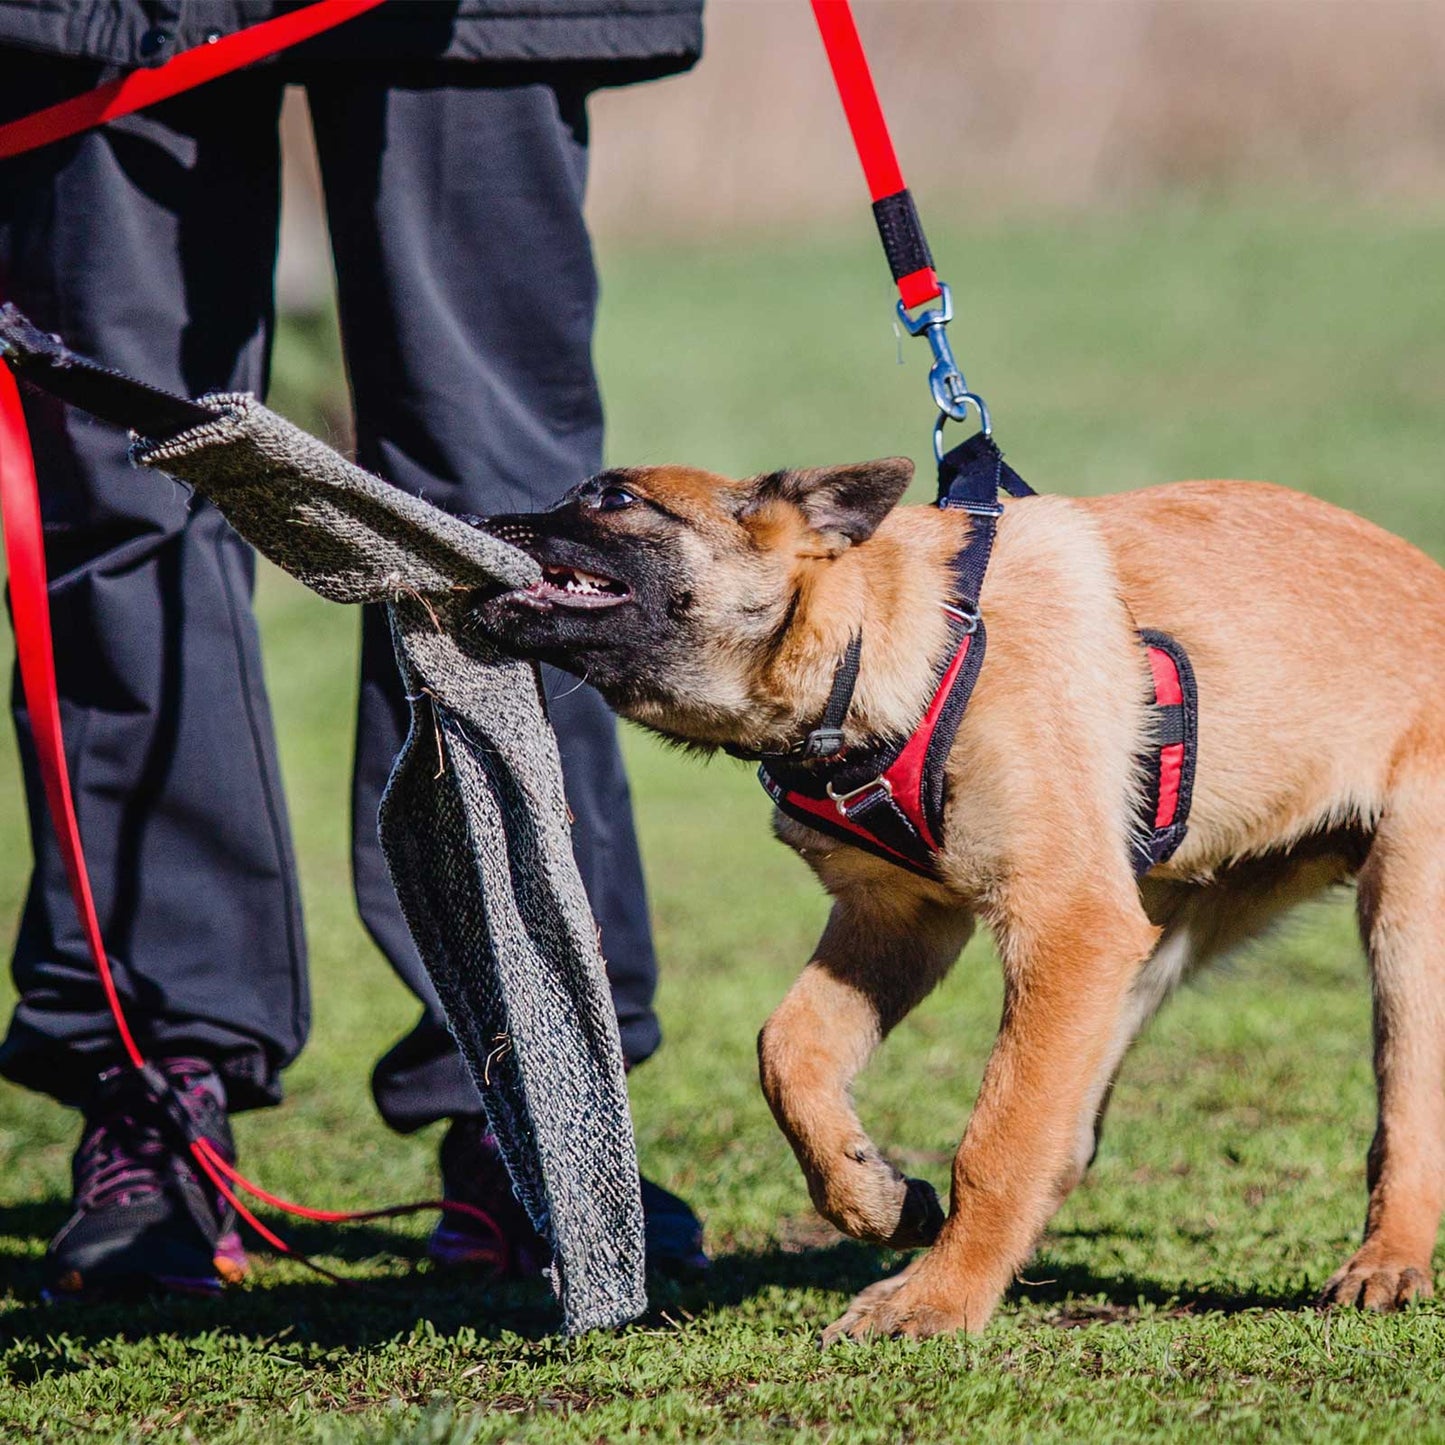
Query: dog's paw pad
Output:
[[891, 1177, 945, 1249]]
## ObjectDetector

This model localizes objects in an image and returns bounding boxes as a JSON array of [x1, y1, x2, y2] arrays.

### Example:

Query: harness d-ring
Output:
[[933, 403, 991, 464]]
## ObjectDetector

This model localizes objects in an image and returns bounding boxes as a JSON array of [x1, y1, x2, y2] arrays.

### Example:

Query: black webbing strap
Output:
[[0, 303, 220, 438], [936, 431, 1035, 609], [937, 431, 1033, 509], [1154, 705, 1186, 747], [871, 189, 934, 289], [799, 631, 862, 760]]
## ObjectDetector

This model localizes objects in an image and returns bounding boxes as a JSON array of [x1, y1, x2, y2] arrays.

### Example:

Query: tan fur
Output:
[[499, 463, 1445, 1339]]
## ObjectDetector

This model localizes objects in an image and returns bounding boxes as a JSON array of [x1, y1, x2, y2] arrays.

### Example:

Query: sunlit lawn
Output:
[[1, 203, 1444, 1440]]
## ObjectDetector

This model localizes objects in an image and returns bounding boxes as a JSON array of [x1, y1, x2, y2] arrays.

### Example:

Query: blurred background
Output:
[[3, 0, 1444, 1314], [274, 0, 1445, 538], [281, 0, 1445, 306]]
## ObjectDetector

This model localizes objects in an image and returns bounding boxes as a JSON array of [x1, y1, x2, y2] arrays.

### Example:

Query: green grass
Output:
[[3, 202, 1445, 1440]]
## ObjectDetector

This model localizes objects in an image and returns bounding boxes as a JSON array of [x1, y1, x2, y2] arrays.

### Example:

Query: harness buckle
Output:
[[826, 775, 893, 817], [801, 726, 847, 760]]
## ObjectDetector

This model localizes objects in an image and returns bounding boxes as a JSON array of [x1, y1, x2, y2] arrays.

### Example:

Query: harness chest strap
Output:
[[758, 432, 1024, 878], [761, 603, 981, 877], [758, 433, 1199, 880]]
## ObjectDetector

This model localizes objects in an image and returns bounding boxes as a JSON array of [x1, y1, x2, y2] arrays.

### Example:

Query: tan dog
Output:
[[474, 458, 1445, 1339]]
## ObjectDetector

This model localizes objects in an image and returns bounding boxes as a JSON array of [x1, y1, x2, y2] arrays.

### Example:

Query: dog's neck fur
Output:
[[776, 507, 969, 743], [623, 506, 973, 758]]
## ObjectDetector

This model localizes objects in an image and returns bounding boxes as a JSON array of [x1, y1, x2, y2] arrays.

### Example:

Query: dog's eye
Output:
[[597, 486, 638, 512]]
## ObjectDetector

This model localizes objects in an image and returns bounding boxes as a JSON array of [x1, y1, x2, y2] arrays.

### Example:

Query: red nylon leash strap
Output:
[[0, 0, 387, 161], [0, 0, 508, 1281], [810, 0, 942, 310], [0, 369, 275, 1241], [0, 369, 144, 1071], [0, 368, 506, 1279]]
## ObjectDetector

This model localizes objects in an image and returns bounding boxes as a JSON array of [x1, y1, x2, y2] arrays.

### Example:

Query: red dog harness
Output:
[[757, 434, 1198, 880]]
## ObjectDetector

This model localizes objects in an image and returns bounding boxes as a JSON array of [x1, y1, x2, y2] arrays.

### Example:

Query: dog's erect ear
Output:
[[749, 457, 915, 546]]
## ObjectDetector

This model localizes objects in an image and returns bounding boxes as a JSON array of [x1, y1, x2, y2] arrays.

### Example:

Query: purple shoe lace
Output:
[[160, 1058, 247, 1280], [73, 1073, 170, 1211], [66, 1058, 246, 1285]]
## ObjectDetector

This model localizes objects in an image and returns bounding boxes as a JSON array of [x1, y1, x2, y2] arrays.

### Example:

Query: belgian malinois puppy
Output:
[[475, 459, 1445, 1339]]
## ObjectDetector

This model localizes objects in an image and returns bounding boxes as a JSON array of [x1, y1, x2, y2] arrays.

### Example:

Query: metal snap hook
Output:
[[897, 283, 992, 455]]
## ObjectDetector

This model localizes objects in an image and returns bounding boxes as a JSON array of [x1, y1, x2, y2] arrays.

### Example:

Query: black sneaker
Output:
[[427, 1116, 709, 1279], [45, 1057, 247, 1299], [639, 1175, 710, 1279], [426, 1117, 547, 1277]]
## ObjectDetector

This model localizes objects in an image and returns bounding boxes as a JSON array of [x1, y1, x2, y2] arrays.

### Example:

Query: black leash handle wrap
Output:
[[871, 189, 935, 287], [0, 303, 220, 438]]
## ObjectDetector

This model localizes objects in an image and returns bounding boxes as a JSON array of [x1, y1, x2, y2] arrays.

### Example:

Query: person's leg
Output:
[[305, 70, 660, 1132], [0, 60, 304, 1113], [0, 58, 303, 1290]]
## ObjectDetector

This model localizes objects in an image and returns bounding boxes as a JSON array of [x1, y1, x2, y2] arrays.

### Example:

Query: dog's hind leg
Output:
[[1064, 861, 1357, 1195], [1321, 774, 1445, 1311], [758, 894, 974, 1249]]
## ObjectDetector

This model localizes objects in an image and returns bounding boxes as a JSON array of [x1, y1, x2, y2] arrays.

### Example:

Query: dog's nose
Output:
[[478, 515, 537, 549]]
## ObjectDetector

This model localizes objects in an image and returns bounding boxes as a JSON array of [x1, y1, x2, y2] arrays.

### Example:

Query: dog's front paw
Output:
[[820, 1260, 989, 1343], [813, 1145, 945, 1249], [1320, 1249, 1434, 1312]]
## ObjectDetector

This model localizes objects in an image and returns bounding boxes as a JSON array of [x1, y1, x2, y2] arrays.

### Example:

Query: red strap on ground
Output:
[[0, 0, 386, 161], [0, 369, 146, 1069], [0, 373, 278, 1264], [0, 0, 509, 1279]]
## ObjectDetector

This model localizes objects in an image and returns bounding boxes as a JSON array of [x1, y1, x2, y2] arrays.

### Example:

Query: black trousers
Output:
[[0, 58, 661, 1126]]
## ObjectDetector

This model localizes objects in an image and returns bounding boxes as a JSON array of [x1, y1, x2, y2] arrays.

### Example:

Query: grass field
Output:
[[2, 204, 1445, 1441]]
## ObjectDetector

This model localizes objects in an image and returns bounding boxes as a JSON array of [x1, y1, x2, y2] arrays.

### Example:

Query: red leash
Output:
[[0, 1, 506, 1283], [811, 0, 991, 453], [0, 0, 386, 161], [810, 0, 941, 311]]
